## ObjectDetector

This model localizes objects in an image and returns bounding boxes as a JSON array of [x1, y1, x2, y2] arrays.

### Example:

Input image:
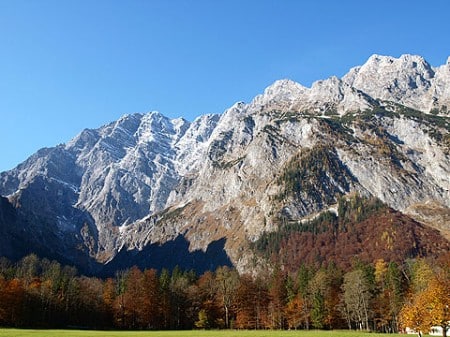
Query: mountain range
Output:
[[1, 54, 449, 275]]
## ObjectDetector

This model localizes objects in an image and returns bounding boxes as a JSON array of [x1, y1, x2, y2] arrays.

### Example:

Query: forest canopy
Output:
[[0, 253, 448, 333]]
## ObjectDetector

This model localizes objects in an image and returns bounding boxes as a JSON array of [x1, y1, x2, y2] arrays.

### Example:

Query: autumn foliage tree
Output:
[[285, 294, 305, 329], [234, 275, 269, 329], [400, 272, 450, 337], [372, 259, 405, 332], [268, 267, 287, 329]]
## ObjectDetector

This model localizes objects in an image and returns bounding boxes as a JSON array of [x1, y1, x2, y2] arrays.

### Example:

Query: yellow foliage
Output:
[[400, 274, 450, 334], [374, 258, 388, 284]]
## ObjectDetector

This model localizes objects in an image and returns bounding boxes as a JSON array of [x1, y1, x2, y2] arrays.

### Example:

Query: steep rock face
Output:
[[120, 106, 449, 273], [431, 57, 450, 113], [0, 54, 449, 274], [0, 112, 219, 265]]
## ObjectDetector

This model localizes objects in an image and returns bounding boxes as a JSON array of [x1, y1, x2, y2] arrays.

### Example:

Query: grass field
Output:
[[0, 330, 408, 337]]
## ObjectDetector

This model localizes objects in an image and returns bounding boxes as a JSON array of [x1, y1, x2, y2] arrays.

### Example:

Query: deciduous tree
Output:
[[342, 269, 372, 330], [400, 274, 450, 337], [285, 294, 304, 329], [215, 266, 239, 328]]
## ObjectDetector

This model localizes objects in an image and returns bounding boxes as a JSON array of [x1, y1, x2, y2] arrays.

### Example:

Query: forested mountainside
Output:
[[253, 195, 450, 272]]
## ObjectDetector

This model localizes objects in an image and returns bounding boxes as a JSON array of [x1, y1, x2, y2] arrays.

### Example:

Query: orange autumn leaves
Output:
[[399, 272, 450, 336]]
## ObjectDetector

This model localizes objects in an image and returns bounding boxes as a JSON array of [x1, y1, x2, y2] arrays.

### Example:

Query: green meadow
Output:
[[0, 330, 405, 337]]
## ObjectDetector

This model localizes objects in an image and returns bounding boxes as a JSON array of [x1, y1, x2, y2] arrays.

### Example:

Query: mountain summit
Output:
[[1, 54, 449, 274]]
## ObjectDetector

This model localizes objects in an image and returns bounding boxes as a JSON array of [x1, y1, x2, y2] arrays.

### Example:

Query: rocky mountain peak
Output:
[[342, 54, 441, 113], [252, 79, 306, 106]]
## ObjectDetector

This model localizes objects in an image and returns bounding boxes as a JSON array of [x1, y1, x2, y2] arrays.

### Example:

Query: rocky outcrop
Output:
[[343, 54, 450, 114]]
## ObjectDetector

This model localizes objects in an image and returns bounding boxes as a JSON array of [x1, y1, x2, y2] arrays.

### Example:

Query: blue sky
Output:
[[1, 0, 450, 172]]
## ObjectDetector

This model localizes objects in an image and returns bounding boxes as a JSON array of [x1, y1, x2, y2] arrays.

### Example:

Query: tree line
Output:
[[0, 253, 448, 334]]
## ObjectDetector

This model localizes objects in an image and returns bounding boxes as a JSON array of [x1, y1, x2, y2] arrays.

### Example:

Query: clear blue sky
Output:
[[1, 0, 450, 172]]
